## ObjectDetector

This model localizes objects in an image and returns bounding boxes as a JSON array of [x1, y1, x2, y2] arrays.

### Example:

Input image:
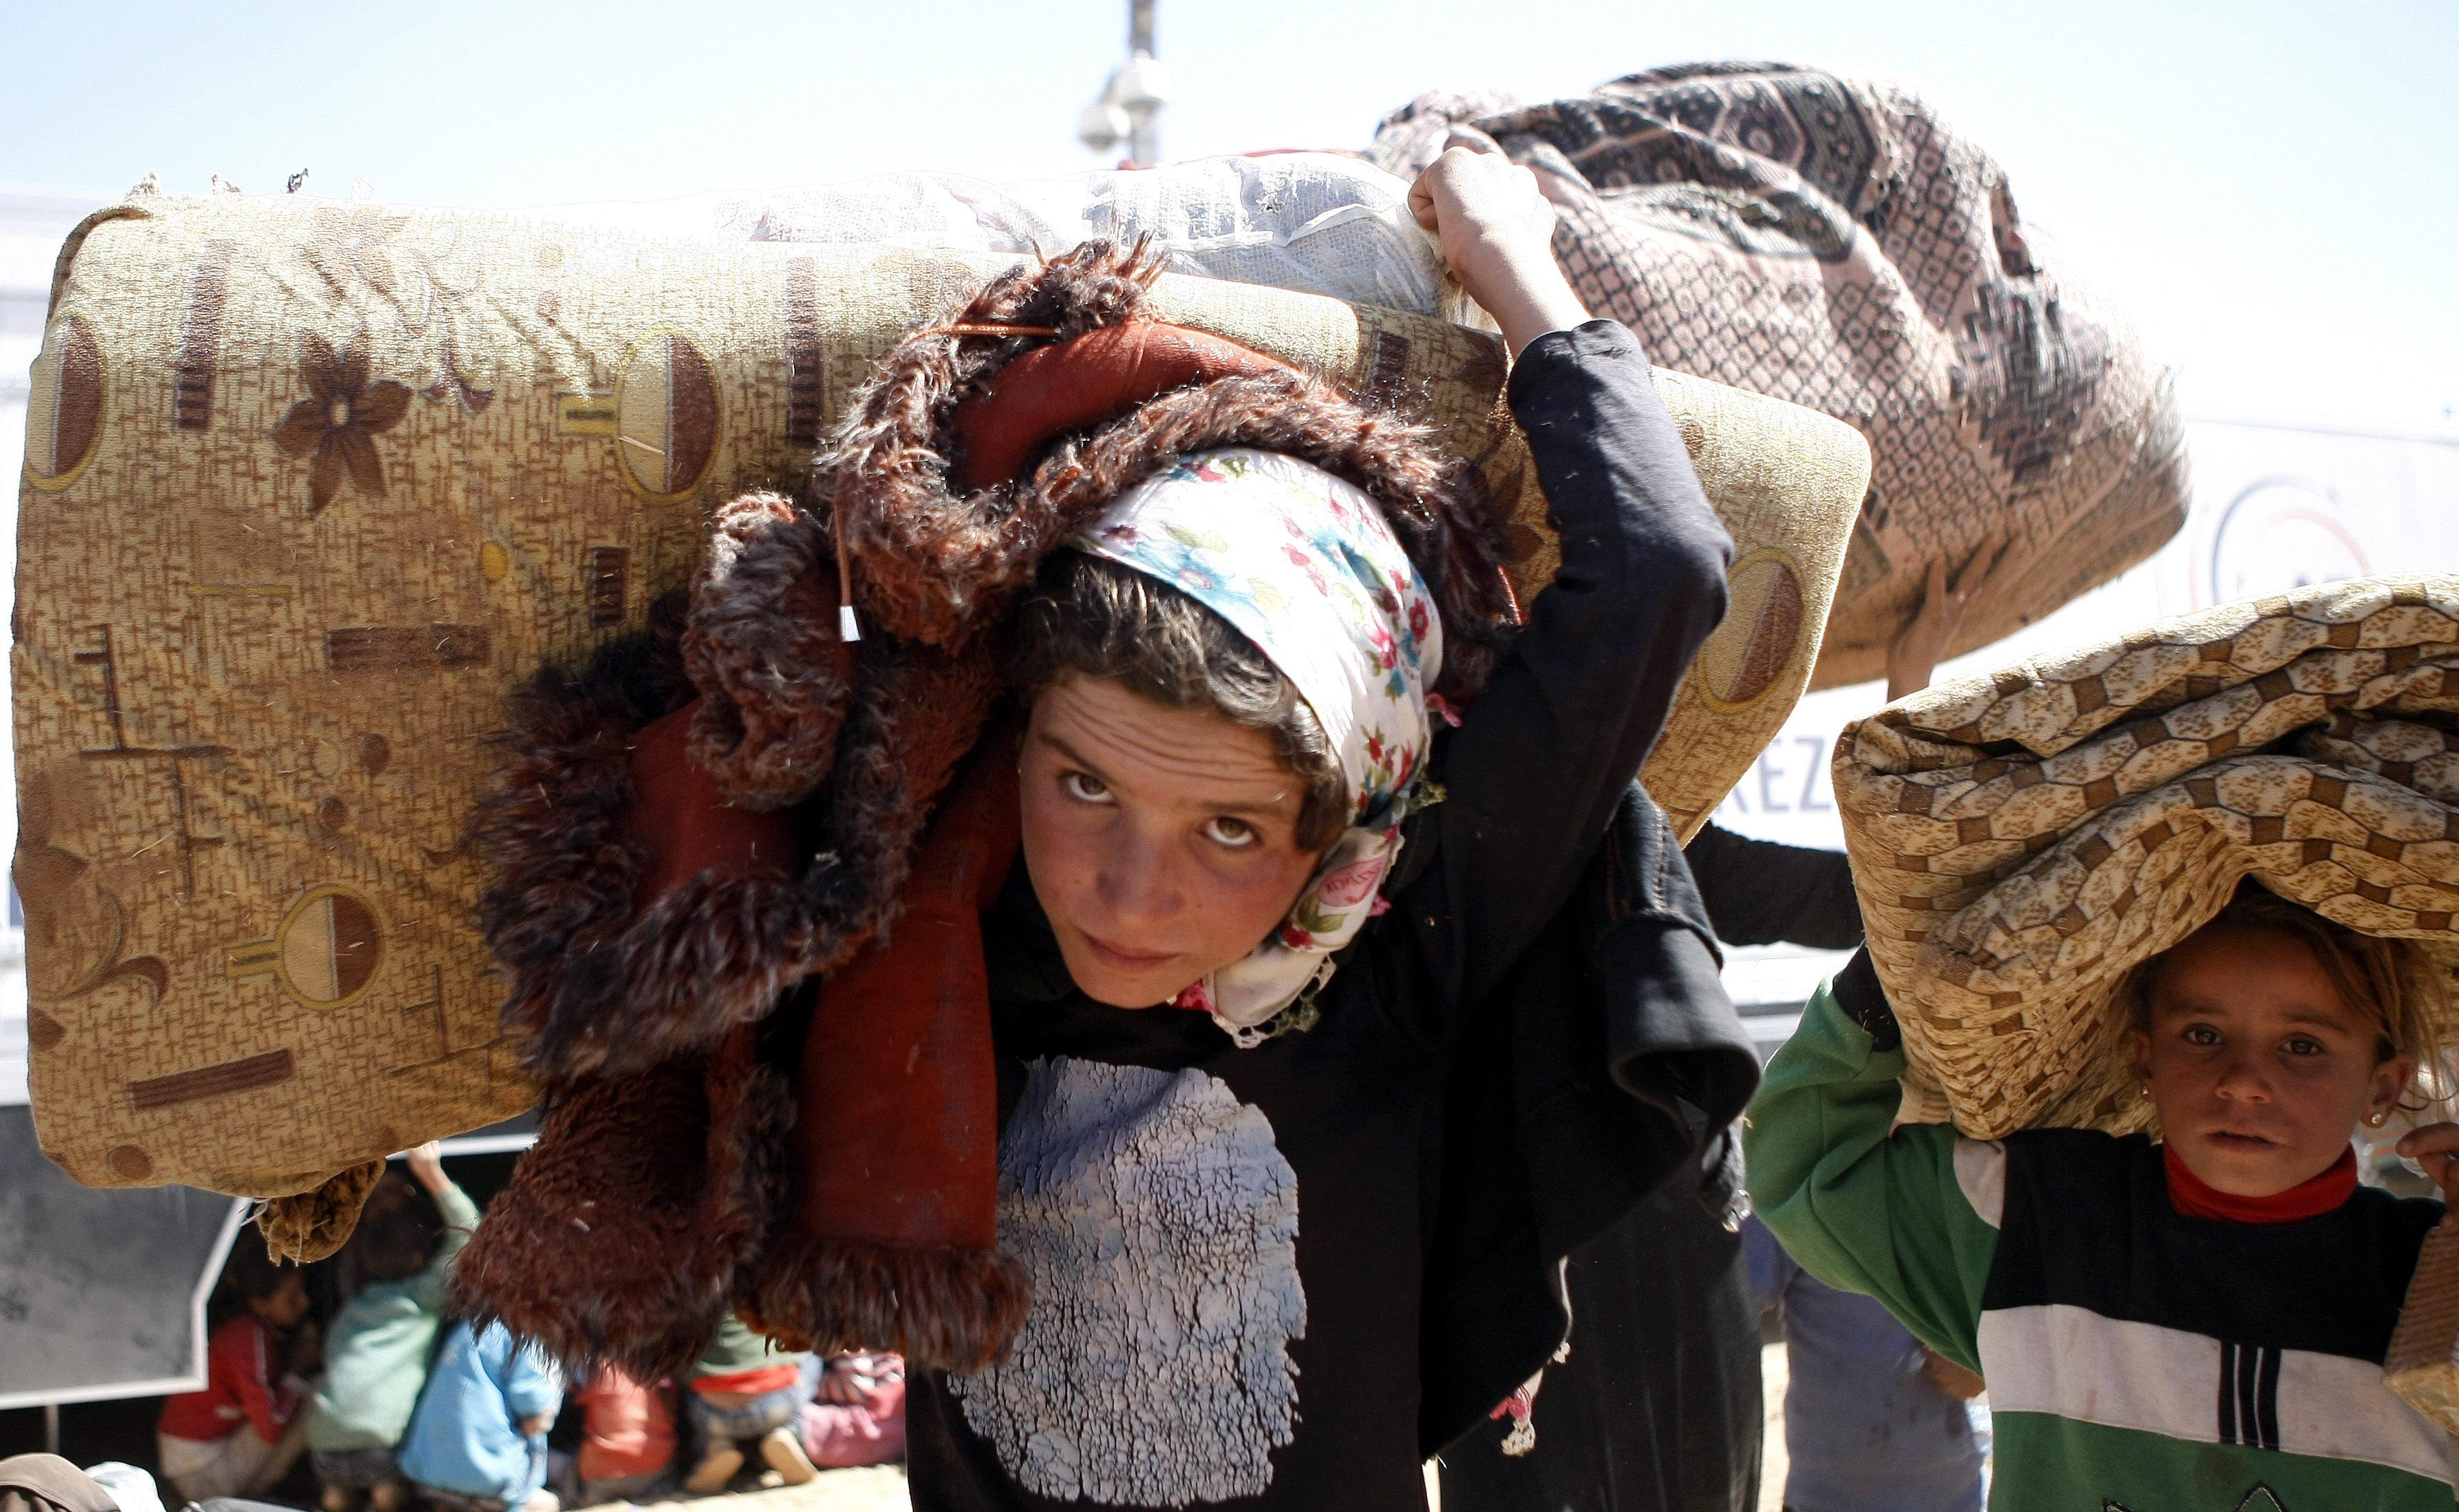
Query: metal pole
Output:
[[1128, 0, 1159, 167], [43, 1401, 60, 1456]]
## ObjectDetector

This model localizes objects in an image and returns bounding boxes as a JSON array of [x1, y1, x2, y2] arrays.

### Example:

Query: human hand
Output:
[[2395, 1122, 2459, 1228], [517, 1413, 551, 1440], [1886, 531, 2038, 702], [1408, 135, 1588, 358], [815, 1362, 865, 1406], [402, 1142, 447, 1193], [1919, 1346, 1986, 1400], [819, 1354, 886, 1405]]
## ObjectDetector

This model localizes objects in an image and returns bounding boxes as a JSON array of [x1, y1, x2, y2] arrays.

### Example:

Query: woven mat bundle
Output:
[[1835, 576, 2459, 1140]]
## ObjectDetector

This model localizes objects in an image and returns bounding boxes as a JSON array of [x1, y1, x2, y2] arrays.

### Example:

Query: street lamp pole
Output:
[[1077, 1, 1172, 167], [1127, 0, 1159, 167]]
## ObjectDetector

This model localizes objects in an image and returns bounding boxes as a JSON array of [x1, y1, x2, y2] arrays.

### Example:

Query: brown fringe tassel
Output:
[[741, 1235, 1033, 1375]]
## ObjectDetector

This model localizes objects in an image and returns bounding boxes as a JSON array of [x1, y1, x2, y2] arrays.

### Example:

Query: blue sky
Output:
[[6, 0, 2456, 426]]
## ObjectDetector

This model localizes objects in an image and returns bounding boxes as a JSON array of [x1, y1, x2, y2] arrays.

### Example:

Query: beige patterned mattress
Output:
[[15, 186, 1869, 1200]]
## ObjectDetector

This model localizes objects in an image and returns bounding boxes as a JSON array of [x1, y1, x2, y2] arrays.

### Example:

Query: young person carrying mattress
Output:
[[878, 144, 1732, 1511], [1748, 590, 2459, 1510], [457, 141, 1754, 1512]]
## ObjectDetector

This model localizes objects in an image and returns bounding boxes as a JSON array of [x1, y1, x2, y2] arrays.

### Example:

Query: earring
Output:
[[2367, 1111, 2389, 1128]]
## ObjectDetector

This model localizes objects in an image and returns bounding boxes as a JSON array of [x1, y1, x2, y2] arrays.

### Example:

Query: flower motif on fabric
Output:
[[296, 201, 504, 412], [271, 332, 411, 517], [303, 204, 414, 299], [1280, 852, 1391, 948], [1355, 728, 1411, 822], [951, 1059, 1305, 1506]]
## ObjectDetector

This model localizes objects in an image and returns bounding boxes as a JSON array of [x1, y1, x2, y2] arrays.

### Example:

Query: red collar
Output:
[[2163, 1143, 2356, 1223]]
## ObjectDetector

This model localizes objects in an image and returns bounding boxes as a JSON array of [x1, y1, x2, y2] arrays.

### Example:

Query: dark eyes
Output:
[[1061, 770, 1113, 804], [1057, 773, 1262, 850], [1202, 817, 1260, 849], [2180, 1024, 2331, 1057]]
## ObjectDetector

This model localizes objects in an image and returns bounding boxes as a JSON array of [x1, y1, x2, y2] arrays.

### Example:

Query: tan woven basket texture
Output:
[[1835, 575, 2459, 1142], [15, 188, 1866, 1200], [2386, 1222, 2459, 1435]]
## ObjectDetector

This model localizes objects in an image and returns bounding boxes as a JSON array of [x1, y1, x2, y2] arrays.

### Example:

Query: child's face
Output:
[[1021, 673, 1324, 1008], [252, 1273, 311, 1329], [2132, 920, 2412, 1197]]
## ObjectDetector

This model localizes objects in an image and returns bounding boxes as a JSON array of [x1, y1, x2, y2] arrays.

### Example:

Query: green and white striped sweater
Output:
[[1746, 977, 2457, 1511]]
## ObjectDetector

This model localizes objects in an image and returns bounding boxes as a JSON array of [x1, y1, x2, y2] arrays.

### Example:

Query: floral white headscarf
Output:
[[1075, 447, 1443, 1044]]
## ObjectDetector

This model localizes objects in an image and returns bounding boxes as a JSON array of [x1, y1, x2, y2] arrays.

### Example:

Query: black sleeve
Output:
[[1830, 947, 1900, 1053], [1681, 822, 1864, 949], [1397, 319, 1733, 1022]]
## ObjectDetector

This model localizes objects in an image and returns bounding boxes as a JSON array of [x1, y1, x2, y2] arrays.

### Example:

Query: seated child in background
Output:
[[397, 1320, 564, 1512], [573, 1366, 677, 1505], [1749, 879, 2459, 1511], [306, 1144, 479, 1511], [799, 1354, 904, 1471], [157, 1247, 318, 1503], [681, 1316, 814, 1495]]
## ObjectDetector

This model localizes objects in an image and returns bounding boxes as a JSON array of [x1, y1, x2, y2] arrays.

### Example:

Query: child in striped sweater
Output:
[[1749, 881, 2459, 1510]]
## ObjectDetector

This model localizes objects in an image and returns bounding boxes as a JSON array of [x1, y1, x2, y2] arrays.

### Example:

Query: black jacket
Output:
[[1683, 822, 1863, 951], [1416, 782, 1757, 1451], [908, 322, 1760, 1509]]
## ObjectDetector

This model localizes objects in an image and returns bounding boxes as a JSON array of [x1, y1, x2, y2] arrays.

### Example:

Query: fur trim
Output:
[[451, 1057, 733, 1377], [681, 491, 859, 811], [481, 617, 997, 1082], [475, 633, 660, 1077], [823, 241, 1164, 649], [484, 241, 1503, 1084], [826, 239, 1515, 694], [452, 1028, 793, 1378], [1018, 368, 1514, 695], [741, 1233, 1033, 1375], [476, 621, 812, 1081]]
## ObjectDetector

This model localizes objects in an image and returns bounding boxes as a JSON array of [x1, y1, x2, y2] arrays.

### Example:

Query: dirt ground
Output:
[[1757, 1340, 1790, 1512], [624, 1469, 909, 1512], [633, 1347, 1796, 1512]]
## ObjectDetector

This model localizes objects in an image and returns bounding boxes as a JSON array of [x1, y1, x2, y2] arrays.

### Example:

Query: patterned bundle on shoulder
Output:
[[1373, 63, 2191, 688], [1835, 576, 2459, 1140], [15, 185, 1867, 1207]]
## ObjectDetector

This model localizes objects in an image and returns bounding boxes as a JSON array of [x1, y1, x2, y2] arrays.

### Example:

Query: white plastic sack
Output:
[[722, 153, 1449, 316]]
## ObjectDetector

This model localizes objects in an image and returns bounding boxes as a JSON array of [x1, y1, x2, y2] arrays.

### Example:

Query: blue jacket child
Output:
[[398, 1322, 563, 1509]]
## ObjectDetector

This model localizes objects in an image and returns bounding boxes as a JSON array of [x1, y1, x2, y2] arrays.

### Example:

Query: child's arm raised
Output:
[[1397, 146, 1734, 1019], [1408, 143, 1590, 359], [1744, 951, 2004, 1373], [402, 1142, 481, 1308]]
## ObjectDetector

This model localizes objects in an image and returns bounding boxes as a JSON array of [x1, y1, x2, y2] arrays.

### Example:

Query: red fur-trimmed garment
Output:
[[457, 241, 1516, 1377]]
